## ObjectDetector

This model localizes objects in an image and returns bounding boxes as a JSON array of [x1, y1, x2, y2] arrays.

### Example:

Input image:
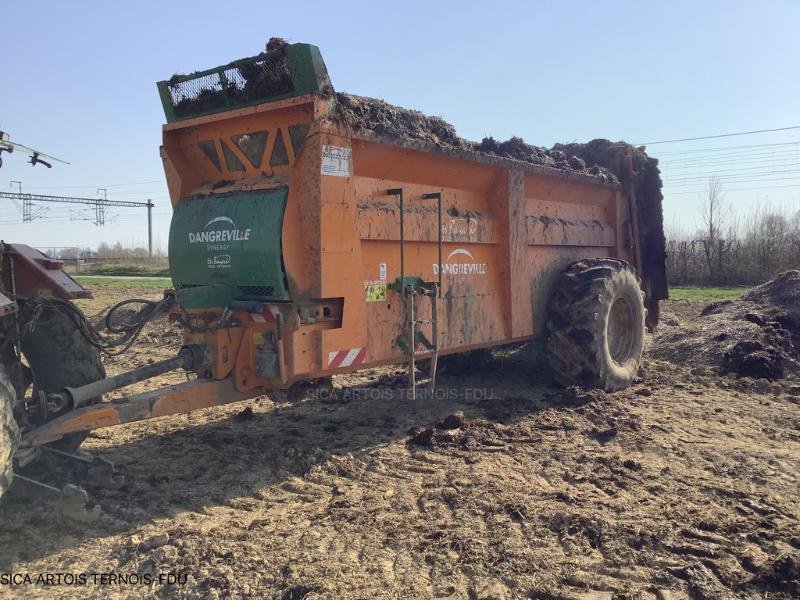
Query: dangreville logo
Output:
[[433, 248, 488, 276], [189, 216, 252, 244]]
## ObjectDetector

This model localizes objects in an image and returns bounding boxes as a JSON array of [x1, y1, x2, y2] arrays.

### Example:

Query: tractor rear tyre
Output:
[[19, 302, 105, 451], [0, 363, 20, 498], [547, 258, 645, 392]]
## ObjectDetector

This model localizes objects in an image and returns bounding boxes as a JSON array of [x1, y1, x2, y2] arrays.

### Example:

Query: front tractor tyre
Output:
[[547, 258, 646, 392], [0, 363, 20, 499], [19, 301, 105, 451]]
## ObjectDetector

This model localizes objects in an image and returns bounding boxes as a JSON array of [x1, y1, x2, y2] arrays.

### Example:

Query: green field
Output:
[[75, 276, 171, 288], [668, 286, 747, 302], [73, 277, 749, 301], [84, 264, 171, 277]]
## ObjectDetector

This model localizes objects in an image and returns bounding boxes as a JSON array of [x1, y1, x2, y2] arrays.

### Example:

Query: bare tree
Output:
[[790, 210, 800, 266], [698, 176, 732, 284], [667, 202, 800, 287], [754, 211, 790, 274]]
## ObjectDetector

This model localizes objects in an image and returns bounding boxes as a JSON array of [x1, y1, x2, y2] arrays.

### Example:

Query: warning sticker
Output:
[[321, 145, 352, 177], [364, 282, 387, 303]]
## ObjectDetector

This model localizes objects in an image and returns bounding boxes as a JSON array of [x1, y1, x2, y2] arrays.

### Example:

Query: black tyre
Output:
[[0, 363, 19, 498], [547, 258, 645, 391], [19, 302, 105, 450]]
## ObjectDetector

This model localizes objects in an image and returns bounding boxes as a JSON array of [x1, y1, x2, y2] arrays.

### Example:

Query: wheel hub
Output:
[[608, 295, 636, 365]]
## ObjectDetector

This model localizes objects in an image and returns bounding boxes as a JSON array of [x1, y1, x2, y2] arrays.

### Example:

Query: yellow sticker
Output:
[[364, 282, 387, 302]]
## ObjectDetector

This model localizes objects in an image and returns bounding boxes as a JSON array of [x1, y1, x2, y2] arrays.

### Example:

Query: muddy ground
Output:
[[0, 285, 799, 599]]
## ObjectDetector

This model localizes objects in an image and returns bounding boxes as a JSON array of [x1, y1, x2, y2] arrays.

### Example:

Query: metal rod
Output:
[[66, 349, 193, 408], [437, 195, 442, 297], [275, 314, 288, 384], [429, 284, 438, 392], [9, 473, 62, 501], [147, 199, 154, 257], [23, 378, 251, 448], [7, 254, 22, 359], [387, 188, 404, 285], [422, 192, 443, 297], [400, 191, 404, 286], [408, 285, 416, 400]]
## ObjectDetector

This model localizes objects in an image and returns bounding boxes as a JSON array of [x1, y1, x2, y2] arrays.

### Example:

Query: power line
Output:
[[664, 174, 800, 188], [19, 179, 166, 190], [662, 162, 800, 181], [19, 188, 168, 197], [665, 181, 800, 191], [661, 158, 800, 175], [667, 183, 800, 196], [653, 140, 800, 156], [663, 165, 800, 179], [0, 192, 152, 209], [659, 147, 800, 168], [642, 126, 800, 145], [0, 192, 156, 256]]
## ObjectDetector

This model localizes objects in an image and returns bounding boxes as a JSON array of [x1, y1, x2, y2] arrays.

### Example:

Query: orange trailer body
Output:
[[160, 95, 634, 394]]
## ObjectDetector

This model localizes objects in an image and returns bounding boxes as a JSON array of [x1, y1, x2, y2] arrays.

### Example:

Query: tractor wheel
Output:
[[0, 362, 20, 498], [19, 301, 105, 451], [547, 258, 646, 392]]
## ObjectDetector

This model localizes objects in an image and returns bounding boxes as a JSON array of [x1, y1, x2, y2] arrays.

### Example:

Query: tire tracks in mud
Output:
[[0, 293, 799, 598]]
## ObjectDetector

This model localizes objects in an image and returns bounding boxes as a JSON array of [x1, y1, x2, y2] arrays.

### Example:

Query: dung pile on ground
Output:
[[407, 411, 507, 450], [723, 340, 788, 380], [652, 270, 800, 379], [740, 269, 800, 348], [747, 554, 800, 597]]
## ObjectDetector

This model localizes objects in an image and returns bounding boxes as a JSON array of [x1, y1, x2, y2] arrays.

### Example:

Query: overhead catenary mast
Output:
[[0, 191, 155, 256]]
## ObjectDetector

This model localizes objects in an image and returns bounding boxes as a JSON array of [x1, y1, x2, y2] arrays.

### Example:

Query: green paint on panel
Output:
[[168, 188, 290, 309]]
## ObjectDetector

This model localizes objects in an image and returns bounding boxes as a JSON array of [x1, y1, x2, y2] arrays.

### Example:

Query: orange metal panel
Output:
[[22, 379, 253, 447], [161, 95, 632, 385]]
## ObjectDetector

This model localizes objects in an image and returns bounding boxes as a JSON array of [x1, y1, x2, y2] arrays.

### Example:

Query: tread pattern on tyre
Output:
[[19, 303, 105, 450], [0, 364, 20, 498], [546, 258, 646, 392]]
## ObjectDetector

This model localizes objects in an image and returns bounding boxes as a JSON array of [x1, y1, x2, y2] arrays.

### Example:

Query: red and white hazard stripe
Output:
[[327, 347, 366, 369], [243, 307, 278, 323]]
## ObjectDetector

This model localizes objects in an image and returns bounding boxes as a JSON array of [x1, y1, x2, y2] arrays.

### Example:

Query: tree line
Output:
[[666, 177, 800, 286], [50, 241, 165, 260]]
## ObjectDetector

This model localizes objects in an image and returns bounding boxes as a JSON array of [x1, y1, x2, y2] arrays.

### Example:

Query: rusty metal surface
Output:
[[21, 378, 252, 447], [2, 243, 90, 300], [65, 349, 194, 408]]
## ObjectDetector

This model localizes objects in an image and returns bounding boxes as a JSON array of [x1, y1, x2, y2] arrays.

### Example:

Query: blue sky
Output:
[[1, 0, 798, 252]]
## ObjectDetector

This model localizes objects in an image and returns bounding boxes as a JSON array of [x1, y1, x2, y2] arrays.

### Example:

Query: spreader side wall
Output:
[[523, 172, 630, 335], [285, 133, 630, 379], [160, 99, 633, 386]]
